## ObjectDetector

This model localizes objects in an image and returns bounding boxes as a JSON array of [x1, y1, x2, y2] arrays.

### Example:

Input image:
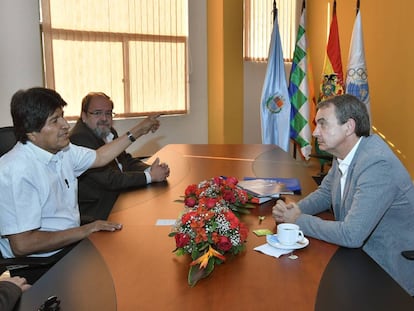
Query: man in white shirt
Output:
[[0, 87, 160, 282]]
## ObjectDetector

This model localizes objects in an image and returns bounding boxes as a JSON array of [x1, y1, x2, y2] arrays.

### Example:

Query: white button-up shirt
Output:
[[0, 142, 96, 257]]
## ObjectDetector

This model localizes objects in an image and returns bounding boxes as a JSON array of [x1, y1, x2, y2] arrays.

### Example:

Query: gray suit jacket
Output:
[[296, 134, 414, 295]]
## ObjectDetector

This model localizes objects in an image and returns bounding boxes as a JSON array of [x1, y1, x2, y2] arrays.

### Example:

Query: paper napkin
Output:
[[254, 243, 293, 258]]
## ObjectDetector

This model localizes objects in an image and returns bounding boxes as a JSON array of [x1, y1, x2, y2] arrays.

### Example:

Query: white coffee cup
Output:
[[277, 223, 304, 246]]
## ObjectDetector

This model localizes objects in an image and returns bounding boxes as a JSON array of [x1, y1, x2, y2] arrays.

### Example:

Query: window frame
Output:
[[244, 0, 301, 63], [40, 0, 189, 121]]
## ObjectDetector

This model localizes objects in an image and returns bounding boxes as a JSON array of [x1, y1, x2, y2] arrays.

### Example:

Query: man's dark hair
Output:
[[11, 87, 68, 143], [80, 92, 114, 115], [318, 94, 371, 137]]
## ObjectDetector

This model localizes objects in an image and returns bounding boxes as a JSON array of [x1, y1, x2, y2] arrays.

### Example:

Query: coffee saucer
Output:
[[266, 234, 309, 250]]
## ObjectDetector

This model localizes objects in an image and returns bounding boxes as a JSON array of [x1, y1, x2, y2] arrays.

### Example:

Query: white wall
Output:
[[0, 0, 267, 156], [0, 0, 44, 125], [243, 62, 267, 144]]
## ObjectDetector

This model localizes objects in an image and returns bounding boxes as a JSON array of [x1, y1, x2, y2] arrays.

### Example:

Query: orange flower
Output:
[[210, 232, 219, 243], [194, 228, 208, 243], [190, 245, 226, 269]]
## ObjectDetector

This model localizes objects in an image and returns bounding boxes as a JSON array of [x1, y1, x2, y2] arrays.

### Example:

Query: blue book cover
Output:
[[243, 177, 301, 194]]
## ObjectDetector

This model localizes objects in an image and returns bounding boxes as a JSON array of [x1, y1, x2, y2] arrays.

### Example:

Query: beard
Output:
[[93, 121, 111, 140]]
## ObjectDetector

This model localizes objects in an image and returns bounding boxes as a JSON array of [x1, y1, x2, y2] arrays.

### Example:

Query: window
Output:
[[244, 0, 300, 62], [40, 0, 189, 120]]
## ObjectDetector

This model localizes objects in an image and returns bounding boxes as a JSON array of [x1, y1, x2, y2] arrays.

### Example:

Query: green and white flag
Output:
[[288, 0, 315, 160]]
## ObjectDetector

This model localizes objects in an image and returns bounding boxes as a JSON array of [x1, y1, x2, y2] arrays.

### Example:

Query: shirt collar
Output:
[[337, 137, 363, 173], [26, 141, 65, 164], [105, 132, 115, 143]]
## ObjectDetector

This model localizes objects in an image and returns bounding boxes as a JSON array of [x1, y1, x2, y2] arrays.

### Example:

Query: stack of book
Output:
[[238, 177, 301, 204]]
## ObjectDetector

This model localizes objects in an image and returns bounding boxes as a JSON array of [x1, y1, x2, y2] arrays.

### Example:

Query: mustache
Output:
[[97, 121, 110, 126]]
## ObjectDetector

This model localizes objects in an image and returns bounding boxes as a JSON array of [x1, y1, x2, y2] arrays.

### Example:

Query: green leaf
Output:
[[230, 206, 251, 215], [198, 243, 209, 252], [175, 248, 186, 256], [188, 259, 215, 287], [233, 202, 255, 209]]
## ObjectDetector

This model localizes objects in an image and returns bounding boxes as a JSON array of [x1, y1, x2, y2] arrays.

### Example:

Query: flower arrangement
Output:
[[169, 176, 251, 286], [181, 176, 255, 215]]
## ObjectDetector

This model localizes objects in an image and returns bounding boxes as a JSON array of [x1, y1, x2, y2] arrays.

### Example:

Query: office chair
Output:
[[0, 249, 62, 285], [309, 138, 333, 185], [0, 242, 79, 284], [310, 153, 333, 185], [0, 254, 56, 274], [0, 126, 17, 156]]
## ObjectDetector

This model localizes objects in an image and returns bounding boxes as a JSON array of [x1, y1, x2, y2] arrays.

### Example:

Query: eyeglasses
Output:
[[87, 110, 116, 118], [38, 295, 60, 311]]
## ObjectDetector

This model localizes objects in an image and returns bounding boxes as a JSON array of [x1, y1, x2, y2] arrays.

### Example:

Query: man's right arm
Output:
[[81, 164, 148, 190], [6, 220, 122, 257], [92, 115, 160, 169]]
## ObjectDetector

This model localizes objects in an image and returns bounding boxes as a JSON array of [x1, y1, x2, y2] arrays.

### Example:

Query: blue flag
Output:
[[260, 13, 291, 152]]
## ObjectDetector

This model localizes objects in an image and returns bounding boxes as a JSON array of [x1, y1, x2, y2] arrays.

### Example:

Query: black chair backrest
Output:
[[0, 126, 17, 156]]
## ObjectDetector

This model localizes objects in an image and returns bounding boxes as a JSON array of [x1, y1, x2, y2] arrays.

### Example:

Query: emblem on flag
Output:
[[320, 73, 344, 100], [346, 67, 369, 104], [266, 93, 285, 113]]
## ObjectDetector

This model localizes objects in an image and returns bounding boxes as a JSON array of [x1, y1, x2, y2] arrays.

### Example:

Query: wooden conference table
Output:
[[18, 144, 414, 310]]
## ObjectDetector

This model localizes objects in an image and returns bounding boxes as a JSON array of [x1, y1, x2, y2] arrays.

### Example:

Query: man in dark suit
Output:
[[0, 276, 30, 311], [70, 92, 170, 221]]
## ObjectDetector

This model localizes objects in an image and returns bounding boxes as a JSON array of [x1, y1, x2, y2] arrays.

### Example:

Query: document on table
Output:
[[155, 219, 177, 226]]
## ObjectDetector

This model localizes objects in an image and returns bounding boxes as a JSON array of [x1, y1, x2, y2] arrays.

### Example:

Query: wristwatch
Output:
[[126, 131, 136, 142]]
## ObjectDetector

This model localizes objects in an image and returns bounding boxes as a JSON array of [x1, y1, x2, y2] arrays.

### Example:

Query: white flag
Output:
[[346, 10, 371, 117]]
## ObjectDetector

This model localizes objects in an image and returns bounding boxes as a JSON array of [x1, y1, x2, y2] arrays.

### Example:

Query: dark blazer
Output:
[[70, 120, 150, 220], [0, 281, 22, 311]]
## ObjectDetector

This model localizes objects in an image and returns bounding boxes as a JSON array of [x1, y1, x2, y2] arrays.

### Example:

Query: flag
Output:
[[345, 5, 371, 117], [288, 0, 316, 160], [260, 5, 291, 152], [319, 0, 344, 102], [315, 0, 344, 165]]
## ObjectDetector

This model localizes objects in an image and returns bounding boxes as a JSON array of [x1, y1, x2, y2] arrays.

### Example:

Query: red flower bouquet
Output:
[[170, 176, 250, 286], [182, 176, 255, 215]]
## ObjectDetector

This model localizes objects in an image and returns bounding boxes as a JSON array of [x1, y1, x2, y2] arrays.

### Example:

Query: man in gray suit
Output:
[[272, 94, 414, 296]]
